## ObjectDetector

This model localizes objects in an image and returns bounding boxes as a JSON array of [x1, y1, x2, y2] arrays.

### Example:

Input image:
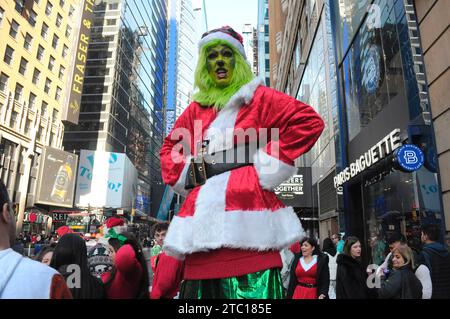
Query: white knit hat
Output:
[[198, 26, 247, 60]]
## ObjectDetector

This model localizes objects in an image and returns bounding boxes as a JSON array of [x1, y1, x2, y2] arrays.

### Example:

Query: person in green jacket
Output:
[[332, 233, 345, 254]]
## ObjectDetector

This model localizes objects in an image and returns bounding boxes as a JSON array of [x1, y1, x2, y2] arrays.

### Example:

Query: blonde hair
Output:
[[392, 244, 415, 270]]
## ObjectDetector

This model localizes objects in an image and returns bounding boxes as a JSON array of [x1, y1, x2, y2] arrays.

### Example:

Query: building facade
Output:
[[63, 0, 168, 216], [166, 0, 199, 122], [257, 0, 270, 85], [270, 0, 340, 240], [0, 0, 87, 234], [414, 0, 450, 245], [270, 0, 448, 263]]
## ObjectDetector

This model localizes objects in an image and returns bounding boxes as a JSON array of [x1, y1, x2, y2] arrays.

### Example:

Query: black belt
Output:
[[185, 144, 256, 190], [297, 282, 317, 288]]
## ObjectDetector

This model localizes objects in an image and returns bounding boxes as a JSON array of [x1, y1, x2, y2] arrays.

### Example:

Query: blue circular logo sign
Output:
[[363, 45, 381, 94], [396, 145, 424, 172]]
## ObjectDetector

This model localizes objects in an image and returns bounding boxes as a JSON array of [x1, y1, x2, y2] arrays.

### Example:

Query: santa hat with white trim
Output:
[[102, 217, 127, 237], [199, 26, 247, 61]]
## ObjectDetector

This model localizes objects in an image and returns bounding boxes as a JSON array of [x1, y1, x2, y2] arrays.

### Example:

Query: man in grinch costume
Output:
[[160, 26, 324, 299]]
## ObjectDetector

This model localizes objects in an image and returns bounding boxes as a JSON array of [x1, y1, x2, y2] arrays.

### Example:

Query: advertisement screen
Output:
[[75, 150, 137, 209], [35, 147, 78, 208]]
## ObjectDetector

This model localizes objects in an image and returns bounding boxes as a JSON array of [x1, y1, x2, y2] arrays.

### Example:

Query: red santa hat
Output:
[[199, 26, 247, 60], [103, 217, 127, 236], [56, 226, 73, 238]]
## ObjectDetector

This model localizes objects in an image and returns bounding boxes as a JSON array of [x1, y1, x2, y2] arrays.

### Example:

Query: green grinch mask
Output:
[[206, 44, 235, 88]]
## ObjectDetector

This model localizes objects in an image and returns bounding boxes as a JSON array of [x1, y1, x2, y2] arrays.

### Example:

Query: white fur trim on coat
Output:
[[171, 155, 193, 197], [253, 148, 298, 190], [163, 167, 304, 259], [164, 207, 304, 260], [205, 77, 264, 154]]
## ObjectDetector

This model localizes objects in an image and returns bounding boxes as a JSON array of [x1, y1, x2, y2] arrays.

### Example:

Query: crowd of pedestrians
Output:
[[1, 179, 449, 299]]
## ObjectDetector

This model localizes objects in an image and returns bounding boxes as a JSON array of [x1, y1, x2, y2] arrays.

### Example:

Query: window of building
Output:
[[44, 78, 51, 94], [32, 68, 40, 85], [4, 45, 14, 65], [59, 65, 65, 80], [41, 23, 49, 39], [19, 57, 28, 75], [107, 19, 116, 26], [48, 55, 55, 71], [9, 20, 21, 40], [0, 73, 9, 92], [69, 5, 74, 17], [52, 34, 59, 49], [28, 9, 37, 27], [41, 101, 48, 116], [45, 1, 53, 16], [10, 111, 19, 129], [55, 86, 61, 101], [0, 7, 4, 27], [109, 3, 118, 10], [24, 33, 33, 51], [52, 108, 59, 124], [25, 119, 32, 135], [65, 25, 72, 38], [62, 44, 68, 58], [56, 13, 63, 27], [342, 4, 406, 141], [28, 93, 37, 110], [15, 0, 25, 14], [37, 45, 44, 61], [14, 83, 24, 101], [59, 0, 65, 8]]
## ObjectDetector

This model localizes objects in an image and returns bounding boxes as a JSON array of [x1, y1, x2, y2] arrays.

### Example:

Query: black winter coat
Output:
[[378, 266, 422, 299], [286, 253, 330, 299], [335, 254, 370, 299]]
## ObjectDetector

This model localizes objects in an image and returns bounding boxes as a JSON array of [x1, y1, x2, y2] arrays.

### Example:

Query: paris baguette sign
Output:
[[334, 129, 402, 188]]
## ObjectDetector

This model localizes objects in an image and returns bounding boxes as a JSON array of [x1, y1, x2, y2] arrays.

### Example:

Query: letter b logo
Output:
[[404, 151, 418, 164]]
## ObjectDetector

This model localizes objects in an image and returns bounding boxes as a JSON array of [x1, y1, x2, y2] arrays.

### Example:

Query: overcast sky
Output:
[[204, 0, 259, 34]]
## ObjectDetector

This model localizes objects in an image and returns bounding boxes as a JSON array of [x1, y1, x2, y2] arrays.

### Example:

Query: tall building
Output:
[[271, 0, 448, 261], [257, 0, 270, 86], [63, 0, 168, 216], [269, 0, 339, 240], [0, 0, 89, 234], [166, 0, 199, 122], [414, 0, 450, 245]]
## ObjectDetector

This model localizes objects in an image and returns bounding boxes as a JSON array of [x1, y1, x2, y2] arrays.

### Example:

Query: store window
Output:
[[342, 2, 406, 141]]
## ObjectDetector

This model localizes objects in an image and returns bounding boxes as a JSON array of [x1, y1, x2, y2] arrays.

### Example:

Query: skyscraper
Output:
[[0, 0, 90, 233], [167, 0, 201, 123], [257, 0, 270, 86], [63, 0, 168, 215]]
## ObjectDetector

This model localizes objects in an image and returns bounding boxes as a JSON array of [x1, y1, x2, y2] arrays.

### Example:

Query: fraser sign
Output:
[[334, 129, 402, 188]]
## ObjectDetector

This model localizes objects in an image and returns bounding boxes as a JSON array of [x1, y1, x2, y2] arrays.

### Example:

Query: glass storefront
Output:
[[332, 0, 447, 262], [341, 0, 406, 141]]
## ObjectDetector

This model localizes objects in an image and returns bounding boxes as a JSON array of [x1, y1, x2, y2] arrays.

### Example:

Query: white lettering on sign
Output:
[[334, 129, 402, 188], [275, 175, 304, 195]]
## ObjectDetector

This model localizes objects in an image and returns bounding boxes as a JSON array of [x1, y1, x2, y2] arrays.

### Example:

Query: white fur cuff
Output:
[[171, 156, 193, 197], [253, 149, 298, 190]]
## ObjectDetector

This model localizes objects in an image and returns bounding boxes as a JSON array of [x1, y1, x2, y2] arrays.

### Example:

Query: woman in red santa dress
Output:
[[160, 26, 325, 299]]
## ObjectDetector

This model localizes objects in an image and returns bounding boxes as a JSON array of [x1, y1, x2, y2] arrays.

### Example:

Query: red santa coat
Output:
[[160, 78, 325, 280]]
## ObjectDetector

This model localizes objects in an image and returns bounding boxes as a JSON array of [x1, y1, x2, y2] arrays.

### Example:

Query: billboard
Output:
[[75, 150, 138, 209], [62, 0, 94, 124], [274, 167, 312, 208], [35, 147, 78, 208]]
